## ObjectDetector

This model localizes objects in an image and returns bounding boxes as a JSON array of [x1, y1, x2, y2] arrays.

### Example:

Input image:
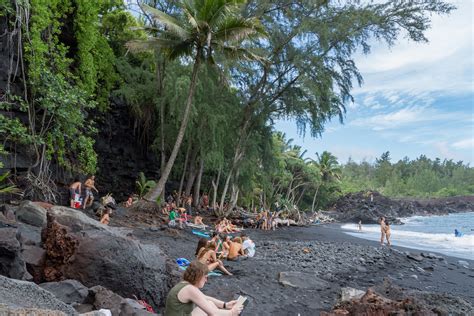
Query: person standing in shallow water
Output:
[[379, 217, 386, 246], [379, 217, 391, 246]]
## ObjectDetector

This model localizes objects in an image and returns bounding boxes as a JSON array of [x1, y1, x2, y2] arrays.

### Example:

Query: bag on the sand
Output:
[[176, 258, 191, 267]]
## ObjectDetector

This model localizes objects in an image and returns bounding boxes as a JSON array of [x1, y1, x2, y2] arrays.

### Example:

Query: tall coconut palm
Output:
[[307, 151, 341, 212], [127, 0, 265, 202]]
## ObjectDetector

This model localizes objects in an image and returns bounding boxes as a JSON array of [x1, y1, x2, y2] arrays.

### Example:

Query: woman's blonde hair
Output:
[[183, 261, 208, 285]]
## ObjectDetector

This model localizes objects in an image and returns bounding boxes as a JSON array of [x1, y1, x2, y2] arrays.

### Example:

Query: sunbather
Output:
[[194, 215, 205, 226], [195, 238, 209, 257], [227, 237, 245, 261], [197, 241, 232, 275], [164, 261, 242, 316]]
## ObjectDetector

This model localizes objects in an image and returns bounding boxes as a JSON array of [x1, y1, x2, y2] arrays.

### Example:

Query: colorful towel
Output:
[[178, 264, 222, 276], [192, 230, 210, 238]]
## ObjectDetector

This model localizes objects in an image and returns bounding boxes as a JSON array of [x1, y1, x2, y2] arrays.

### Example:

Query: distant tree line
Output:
[[340, 152, 474, 198]]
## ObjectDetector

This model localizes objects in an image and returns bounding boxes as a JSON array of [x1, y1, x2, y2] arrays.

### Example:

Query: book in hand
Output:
[[236, 295, 248, 307]]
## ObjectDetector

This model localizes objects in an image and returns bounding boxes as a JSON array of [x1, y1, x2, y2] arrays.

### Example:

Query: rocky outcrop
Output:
[[0, 275, 77, 315], [40, 279, 89, 305], [94, 97, 160, 202], [326, 191, 474, 223], [41, 213, 79, 281], [16, 201, 47, 227], [322, 279, 473, 315], [0, 225, 30, 280], [39, 206, 170, 309]]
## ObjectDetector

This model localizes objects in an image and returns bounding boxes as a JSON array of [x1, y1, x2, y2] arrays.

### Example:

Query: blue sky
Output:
[[275, 0, 473, 165]]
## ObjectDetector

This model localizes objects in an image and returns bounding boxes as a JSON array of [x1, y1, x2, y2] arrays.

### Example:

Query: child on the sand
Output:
[[100, 208, 110, 225]]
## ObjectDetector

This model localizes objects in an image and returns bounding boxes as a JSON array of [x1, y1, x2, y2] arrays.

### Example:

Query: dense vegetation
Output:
[[1, 0, 470, 211], [341, 152, 474, 198]]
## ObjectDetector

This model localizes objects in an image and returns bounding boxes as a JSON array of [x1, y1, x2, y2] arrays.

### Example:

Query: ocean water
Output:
[[341, 212, 474, 260]]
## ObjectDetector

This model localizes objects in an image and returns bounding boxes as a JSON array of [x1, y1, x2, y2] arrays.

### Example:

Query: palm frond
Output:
[[126, 37, 183, 53], [214, 16, 266, 43], [220, 45, 266, 63], [140, 3, 191, 40]]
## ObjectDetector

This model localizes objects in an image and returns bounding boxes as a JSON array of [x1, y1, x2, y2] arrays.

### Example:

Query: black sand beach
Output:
[[131, 223, 474, 315]]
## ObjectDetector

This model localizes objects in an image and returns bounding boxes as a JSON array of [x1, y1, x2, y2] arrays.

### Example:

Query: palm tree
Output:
[[307, 151, 341, 212], [127, 0, 265, 202]]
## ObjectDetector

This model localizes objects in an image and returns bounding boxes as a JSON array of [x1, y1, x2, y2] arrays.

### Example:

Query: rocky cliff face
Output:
[[94, 98, 160, 202]]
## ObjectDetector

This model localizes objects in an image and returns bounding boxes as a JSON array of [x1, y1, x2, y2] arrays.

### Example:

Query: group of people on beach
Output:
[[164, 231, 255, 315]]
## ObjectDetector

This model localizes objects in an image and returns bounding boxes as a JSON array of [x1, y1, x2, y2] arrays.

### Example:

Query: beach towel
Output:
[[192, 230, 210, 238], [187, 222, 209, 229], [177, 260, 222, 276]]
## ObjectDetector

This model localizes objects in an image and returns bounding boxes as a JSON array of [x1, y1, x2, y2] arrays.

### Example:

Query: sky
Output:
[[274, 0, 473, 165]]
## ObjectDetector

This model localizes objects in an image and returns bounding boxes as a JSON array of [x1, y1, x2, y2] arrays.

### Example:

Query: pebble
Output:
[[410, 274, 418, 280]]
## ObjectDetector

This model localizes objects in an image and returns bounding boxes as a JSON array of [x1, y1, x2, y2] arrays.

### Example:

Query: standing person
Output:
[[186, 194, 193, 216], [164, 261, 242, 316], [379, 217, 386, 246], [358, 220, 362, 231], [83, 175, 98, 209], [69, 178, 82, 208], [201, 193, 209, 211], [384, 219, 391, 247]]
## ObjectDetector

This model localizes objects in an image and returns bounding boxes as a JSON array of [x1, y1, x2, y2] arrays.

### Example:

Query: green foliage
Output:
[[341, 154, 474, 198], [0, 171, 20, 194], [136, 172, 157, 198]]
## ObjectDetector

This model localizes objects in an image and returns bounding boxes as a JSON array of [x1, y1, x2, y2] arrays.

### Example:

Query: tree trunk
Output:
[[311, 184, 321, 212], [157, 54, 166, 201], [144, 53, 201, 202], [211, 167, 221, 212], [219, 171, 232, 211], [193, 157, 204, 208], [178, 141, 192, 205], [185, 146, 199, 196]]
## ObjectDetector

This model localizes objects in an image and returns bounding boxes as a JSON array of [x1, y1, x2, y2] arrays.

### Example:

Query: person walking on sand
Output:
[[83, 175, 98, 209], [69, 178, 82, 208]]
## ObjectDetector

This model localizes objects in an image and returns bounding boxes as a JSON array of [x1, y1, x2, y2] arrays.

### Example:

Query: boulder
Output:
[[278, 271, 329, 289], [90, 286, 156, 316], [0, 275, 77, 315], [341, 287, 366, 302], [48, 206, 106, 232], [22, 244, 46, 282], [41, 207, 169, 309], [0, 305, 67, 315], [407, 253, 423, 262], [63, 230, 168, 309], [40, 279, 89, 305], [0, 204, 17, 221], [16, 201, 47, 227], [0, 226, 29, 280]]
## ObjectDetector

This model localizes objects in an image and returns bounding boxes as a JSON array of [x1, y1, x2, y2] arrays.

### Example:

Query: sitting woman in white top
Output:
[[165, 261, 243, 316], [240, 234, 255, 257]]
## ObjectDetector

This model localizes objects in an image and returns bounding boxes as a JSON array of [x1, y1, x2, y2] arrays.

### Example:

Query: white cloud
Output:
[[452, 138, 474, 149], [353, 0, 473, 96]]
